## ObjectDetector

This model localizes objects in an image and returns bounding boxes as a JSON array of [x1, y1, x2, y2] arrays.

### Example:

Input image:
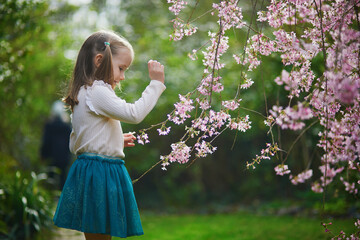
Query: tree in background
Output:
[[0, 1, 75, 238], [132, 0, 359, 238], [0, 0, 74, 167]]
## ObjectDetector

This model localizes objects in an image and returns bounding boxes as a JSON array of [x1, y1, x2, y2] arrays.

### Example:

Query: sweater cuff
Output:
[[149, 80, 166, 91]]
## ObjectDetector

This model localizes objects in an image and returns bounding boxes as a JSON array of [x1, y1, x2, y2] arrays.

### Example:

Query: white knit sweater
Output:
[[69, 80, 166, 158]]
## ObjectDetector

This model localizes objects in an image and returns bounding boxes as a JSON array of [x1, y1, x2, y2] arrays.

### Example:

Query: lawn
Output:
[[113, 212, 356, 240]]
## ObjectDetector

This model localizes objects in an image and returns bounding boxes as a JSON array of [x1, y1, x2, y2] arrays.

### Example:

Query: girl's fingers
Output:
[[125, 142, 135, 147], [148, 60, 163, 69], [124, 133, 136, 139]]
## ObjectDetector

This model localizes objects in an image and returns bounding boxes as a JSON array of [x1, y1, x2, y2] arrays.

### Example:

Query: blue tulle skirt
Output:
[[53, 153, 144, 238]]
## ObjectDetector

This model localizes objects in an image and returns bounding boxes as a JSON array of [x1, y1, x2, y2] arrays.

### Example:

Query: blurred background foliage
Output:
[[0, 0, 358, 238]]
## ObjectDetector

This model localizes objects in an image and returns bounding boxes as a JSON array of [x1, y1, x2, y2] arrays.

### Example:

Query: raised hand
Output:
[[148, 60, 165, 84]]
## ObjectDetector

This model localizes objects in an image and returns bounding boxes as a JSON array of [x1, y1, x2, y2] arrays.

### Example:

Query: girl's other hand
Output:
[[148, 60, 165, 84], [124, 133, 136, 148]]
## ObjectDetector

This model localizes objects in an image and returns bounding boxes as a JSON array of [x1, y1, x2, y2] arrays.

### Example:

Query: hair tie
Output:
[[104, 42, 110, 47]]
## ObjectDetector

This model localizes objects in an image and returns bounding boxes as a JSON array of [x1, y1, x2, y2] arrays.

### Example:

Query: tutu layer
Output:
[[53, 153, 143, 238]]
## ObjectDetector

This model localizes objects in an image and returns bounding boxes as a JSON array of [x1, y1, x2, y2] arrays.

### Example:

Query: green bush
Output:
[[0, 170, 55, 240]]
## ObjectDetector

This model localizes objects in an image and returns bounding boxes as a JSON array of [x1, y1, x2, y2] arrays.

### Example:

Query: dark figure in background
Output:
[[41, 100, 72, 190]]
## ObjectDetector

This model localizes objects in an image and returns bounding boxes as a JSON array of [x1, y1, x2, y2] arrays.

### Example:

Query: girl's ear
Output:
[[94, 54, 103, 68]]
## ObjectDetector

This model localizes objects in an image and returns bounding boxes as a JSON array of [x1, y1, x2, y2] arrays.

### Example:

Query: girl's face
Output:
[[112, 47, 133, 88]]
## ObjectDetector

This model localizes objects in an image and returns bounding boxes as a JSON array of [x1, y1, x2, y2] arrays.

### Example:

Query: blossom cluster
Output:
[[167, 94, 195, 125], [222, 99, 240, 111], [169, 18, 198, 41], [290, 169, 313, 185], [194, 140, 217, 158], [340, 177, 358, 195], [269, 102, 313, 130], [157, 125, 171, 136], [167, 0, 198, 41], [274, 164, 291, 176], [191, 110, 230, 138], [137, 132, 150, 145], [212, 0, 245, 30], [228, 115, 251, 132], [202, 32, 229, 72], [160, 141, 191, 170], [234, 34, 276, 71], [167, 0, 187, 16], [197, 75, 224, 96]]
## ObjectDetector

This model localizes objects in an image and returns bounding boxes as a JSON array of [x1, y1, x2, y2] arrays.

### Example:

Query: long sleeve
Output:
[[88, 80, 166, 124]]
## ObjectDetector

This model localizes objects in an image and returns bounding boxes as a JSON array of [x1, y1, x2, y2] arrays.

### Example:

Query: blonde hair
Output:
[[63, 30, 134, 110]]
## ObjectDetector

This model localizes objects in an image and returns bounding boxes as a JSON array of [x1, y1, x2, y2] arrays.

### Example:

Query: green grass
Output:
[[114, 212, 356, 240]]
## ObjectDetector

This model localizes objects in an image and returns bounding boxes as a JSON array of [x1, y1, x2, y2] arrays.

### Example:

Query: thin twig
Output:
[[189, 9, 214, 24], [313, 0, 328, 217], [209, 17, 223, 106], [282, 120, 319, 163], [132, 159, 163, 184], [239, 106, 267, 118], [187, 0, 200, 24]]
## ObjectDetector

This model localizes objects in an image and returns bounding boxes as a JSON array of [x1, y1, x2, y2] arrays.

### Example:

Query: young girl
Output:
[[53, 30, 166, 240]]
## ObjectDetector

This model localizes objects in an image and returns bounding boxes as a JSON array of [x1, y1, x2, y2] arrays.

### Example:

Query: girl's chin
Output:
[[113, 82, 121, 89]]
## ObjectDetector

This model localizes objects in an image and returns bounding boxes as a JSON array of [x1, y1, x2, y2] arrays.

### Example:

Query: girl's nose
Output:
[[120, 72, 125, 80]]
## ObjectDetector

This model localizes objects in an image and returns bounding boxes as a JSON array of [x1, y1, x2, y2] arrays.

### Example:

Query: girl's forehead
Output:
[[113, 47, 133, 66]]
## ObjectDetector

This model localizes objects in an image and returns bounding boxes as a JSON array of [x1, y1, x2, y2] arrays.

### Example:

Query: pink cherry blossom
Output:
[[167, 0, 187, 16], [195, 140, 217, 158], [212, 0, 245, 30], [290, 169, 313, 185], [168, 94, 195, 124], [274, 164, 291, 176], [157, 126, 171, 136], [228, 115, 251, 132], [137, 132, 150, 145], [169, 18, 198, 41], [269, 102, 313, 130], [222, 99, 241, 111], [160, 141, 191, 170], [336, 77, 359, 105]]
